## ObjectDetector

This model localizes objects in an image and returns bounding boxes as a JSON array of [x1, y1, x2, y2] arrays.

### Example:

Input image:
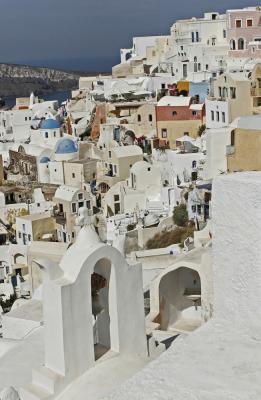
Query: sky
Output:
[[0, 0, 258, 72]]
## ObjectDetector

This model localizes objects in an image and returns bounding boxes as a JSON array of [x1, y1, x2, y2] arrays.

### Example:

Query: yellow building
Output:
[[227, 115, 261, 172]]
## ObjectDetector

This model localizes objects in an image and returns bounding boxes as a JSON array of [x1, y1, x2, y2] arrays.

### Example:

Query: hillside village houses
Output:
[[1, 5, 261, 400]]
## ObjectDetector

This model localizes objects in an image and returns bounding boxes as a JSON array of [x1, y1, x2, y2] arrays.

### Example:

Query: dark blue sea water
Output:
[[2, 90, 71, 108]]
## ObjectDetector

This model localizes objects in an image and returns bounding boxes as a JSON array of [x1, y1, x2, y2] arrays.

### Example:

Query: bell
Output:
[[92, 292, 104, 317]]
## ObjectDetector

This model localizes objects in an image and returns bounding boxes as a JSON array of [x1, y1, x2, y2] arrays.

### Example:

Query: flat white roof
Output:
[[113, 145, 143, 158], [158, 96, 191, 107], [231, 115, 261, 130], [54, 185, 80, 202]]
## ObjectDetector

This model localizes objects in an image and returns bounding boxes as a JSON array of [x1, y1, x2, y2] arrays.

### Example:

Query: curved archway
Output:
[[158, 267, 201, 332], [97, 182, 110, 194], [238, 38, 245, 50], [91, 258, 112, 360]]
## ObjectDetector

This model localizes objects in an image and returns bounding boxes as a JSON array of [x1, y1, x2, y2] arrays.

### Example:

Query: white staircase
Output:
[[20, 366, 65, 400]]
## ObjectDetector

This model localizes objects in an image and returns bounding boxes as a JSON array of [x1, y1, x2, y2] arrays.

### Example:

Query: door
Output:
[[183, 64, 188, 79]]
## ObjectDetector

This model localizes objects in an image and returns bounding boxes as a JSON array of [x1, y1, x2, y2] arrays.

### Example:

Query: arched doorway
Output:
[[91, 258, 112, 360], [238, 38, 245, 50], [157, 267, 201, 333], [98, 182, 110, 194]]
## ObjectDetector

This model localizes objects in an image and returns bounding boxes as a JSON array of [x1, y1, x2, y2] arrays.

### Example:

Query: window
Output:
[[206, 64, 209, 70], [72, 232, 75, 239], [247, 19, 253, 27], [216, 111, 220, 122], [230, 87, 236, 99], [78, 201, 84, 208], [114, 165, 117, 174], [223, 29, 227, 38], [211, 110, 214, 121], [54, 131, 56, 137], [72, 203, 77, 213], [180, 46, 184, 50], [45, 132, 48, 138], [161, 83, 166, 89], [22, 224, 25, 231], [114, 194, 120, 202], [18, 232, 21, 239], [37, 203, 40, 207], [137, 114, 141, 122], [198, 63, 201, 71], [218, 87, 222, 97], [236, 19, 242, 28], [191, 32, 195, 43], [195, 31, 199, 42], [222, 112, 226, 123], [172, 111, 177, 116], [115, 203, 121, 215], [25, 117, 28, 121], [211, 37, 216, 46], [192, 111, 197, 116], [238, 38, 244, 50], [194, 56, 198, 73], [72, 173, 75, 178], [28, 234, 31, 242], [148, 114, 153, 122], [161, 129, 167, 138], [148, 167, 151, 171], [108, 151, 112, 158], [230, 39, 236, 50], [231, 130, 235, 146], [78, 193, 83, 200], [86, 200, 91, 209]]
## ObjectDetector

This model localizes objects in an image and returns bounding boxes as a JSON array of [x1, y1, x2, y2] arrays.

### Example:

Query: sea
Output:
[[2, 90, 71, 108]]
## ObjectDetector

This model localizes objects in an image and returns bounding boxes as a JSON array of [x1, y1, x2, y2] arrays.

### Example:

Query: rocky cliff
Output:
[[0, 63, 81, 97]]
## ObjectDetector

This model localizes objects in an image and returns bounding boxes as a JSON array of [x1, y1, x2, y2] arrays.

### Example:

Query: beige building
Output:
[[250, 63, 261, 112], [64, 159, 97, 188], [28, 241, 68, 294], [16, 213, 57, 245], [206, 72, 252, 129], [96, 124, 143, 192], [227, 115, 261, 172], [53, 185, 93, 243], [127, 103, 157, 138]]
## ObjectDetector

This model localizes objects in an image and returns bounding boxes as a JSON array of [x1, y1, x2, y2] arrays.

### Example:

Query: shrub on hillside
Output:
[[173, 204, 188, 227], [146, 224, 195, 250]]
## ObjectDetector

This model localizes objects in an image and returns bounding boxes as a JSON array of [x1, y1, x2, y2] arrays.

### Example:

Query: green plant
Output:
[[173, 204, 188, 227], [197, 124, 206, 137]]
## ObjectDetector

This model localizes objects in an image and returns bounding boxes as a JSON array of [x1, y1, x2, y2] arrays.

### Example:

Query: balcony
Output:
[[226, 145, 235, 156]]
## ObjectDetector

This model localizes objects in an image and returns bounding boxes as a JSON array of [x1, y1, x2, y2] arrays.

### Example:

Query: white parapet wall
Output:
[[212, 172, 261, 331]]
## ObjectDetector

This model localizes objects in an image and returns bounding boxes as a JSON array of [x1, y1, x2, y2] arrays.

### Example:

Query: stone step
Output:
[[20, 383, 51, 400], [32, 366, 64, 394]]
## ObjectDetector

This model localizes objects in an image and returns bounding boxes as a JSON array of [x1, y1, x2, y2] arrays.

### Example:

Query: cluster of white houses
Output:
[[0, 5, 261, 400]]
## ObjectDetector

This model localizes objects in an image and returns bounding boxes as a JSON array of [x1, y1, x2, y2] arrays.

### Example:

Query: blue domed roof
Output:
[[55, 139, 78, 154], [41, 119, 60, 130], [40, 156, 50, 164]]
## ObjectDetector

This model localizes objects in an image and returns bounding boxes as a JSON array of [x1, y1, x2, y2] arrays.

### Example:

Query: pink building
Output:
[[227, 7, 261, 58]]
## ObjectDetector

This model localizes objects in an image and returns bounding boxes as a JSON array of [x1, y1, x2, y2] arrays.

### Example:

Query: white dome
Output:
[[75, 225, 101, 247]]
